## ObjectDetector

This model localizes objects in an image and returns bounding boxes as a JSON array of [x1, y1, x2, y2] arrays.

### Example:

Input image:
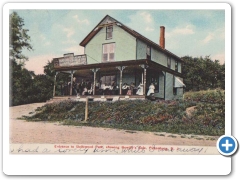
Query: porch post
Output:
[[120, 69, 122, 95], [140, 64, 148, 95], [53, 72, 58, 97], [91, 68, 100, 95], [143, 68, 147, 95], [116, 66, 126, 95], [70, 70, 73, 96]]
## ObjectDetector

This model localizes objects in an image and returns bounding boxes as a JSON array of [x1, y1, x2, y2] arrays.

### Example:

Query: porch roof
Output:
[[54, 59, 183, 78]]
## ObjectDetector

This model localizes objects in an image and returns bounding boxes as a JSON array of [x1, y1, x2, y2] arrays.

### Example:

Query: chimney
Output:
[[160, 26, 165, 49]]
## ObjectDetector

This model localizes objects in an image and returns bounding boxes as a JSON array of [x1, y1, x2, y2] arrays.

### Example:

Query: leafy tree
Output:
[[10, 60, 34, 106], [182, 56, 225, 91], [9, 12, 34, 106], [9, 12, 33, 64], [44, 60, 70, 96]]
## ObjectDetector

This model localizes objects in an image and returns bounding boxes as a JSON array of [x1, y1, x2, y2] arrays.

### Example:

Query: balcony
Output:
[[53, 53, 87, 68]]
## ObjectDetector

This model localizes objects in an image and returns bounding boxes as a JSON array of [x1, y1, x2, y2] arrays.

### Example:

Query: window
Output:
[[173, 87, 177, 95], [106, 25, 113, 39], [167, 57, 171, 68], [102, 43, 115, 62], [100, 75, 116, 86], [146, 46, 151, 60], [175, 61, 178, 71]]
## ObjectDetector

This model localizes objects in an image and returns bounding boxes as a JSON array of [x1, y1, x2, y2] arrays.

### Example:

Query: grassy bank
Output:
[[23, 90, 225, 136]]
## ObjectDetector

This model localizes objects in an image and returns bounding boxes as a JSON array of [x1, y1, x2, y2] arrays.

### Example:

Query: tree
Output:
[[182, 56, 225, 91], [44, 60, 70, 96], [9, 11, 33, 64], [9, 12, 34, 106]]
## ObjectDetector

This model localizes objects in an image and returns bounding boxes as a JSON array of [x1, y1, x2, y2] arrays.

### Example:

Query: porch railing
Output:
[[53, 54, 87, 68]]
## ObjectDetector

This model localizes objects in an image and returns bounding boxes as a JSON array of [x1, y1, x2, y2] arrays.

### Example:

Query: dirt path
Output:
[[10, 103, 218, 146]]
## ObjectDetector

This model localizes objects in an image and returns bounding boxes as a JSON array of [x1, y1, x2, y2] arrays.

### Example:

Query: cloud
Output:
[[44, 41, 51, 46], [171, 25, 195, 35], [40, 34, 46, 41], [145, 27, 154, 31], [62, 40, 78, 44], [73, 15, 90, 25], [202, 33, 214, 44], [127, 11, 155, 33], [140, 12, 153, 23], [211, 53, 225, 64], [63, 27, 75, 38]]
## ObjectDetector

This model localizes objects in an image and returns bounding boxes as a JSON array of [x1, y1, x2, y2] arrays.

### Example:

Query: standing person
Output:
[[147, 83, 155, 96], [136, 81, 143, 95], [86, 80, 91, 90], [79, 79, 85, 95], [130, 82, 135, 95], [72, 81, 77, 95]]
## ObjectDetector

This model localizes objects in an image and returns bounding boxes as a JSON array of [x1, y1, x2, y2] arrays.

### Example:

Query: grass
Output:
[[23, 89, 225, 136]]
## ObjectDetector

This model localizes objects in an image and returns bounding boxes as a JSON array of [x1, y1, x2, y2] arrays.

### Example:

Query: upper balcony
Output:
[[53, 53, 87, 68]]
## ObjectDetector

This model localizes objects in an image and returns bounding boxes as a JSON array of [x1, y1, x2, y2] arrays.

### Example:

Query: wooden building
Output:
[[53, 15, 185, 100]]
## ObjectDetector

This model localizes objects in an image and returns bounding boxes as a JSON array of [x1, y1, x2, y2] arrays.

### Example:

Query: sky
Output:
[[11, 9, 225, 74]]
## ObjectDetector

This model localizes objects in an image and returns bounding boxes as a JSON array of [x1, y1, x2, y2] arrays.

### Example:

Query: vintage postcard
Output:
[[3, 2, 232, 175]]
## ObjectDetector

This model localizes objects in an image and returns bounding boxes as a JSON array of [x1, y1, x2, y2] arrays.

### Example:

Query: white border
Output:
[[3, 3, 231, 175]]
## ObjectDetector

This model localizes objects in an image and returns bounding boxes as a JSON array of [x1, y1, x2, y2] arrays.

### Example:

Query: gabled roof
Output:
[[79, 15, 183, 62]]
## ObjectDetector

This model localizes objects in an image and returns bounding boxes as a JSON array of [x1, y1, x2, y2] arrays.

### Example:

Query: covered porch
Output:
[[53, 58, 183, 100]]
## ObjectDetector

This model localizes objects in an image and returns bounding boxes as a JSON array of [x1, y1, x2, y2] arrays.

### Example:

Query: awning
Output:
[[174, 77, 186, 88]]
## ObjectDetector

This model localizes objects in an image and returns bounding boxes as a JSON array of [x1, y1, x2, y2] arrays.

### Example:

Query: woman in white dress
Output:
[[136, 82, 143, 95], [147, 83, 155, 96]]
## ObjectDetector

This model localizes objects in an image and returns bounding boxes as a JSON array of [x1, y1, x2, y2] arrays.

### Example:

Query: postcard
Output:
[[3, 2, 233, 176]]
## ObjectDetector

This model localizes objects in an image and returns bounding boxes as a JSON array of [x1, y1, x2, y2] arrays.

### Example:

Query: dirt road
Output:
[[10, 103, 218, 146]]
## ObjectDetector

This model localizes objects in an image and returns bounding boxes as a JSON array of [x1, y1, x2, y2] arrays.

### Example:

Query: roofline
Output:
[[79, 15, 109, 46], [79, 15, 183, 63]]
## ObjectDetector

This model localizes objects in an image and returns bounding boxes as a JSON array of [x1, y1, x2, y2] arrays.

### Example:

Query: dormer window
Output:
[[106, 25, 113, 40], [175, 61, 178, 72], [146, 46, 151, 60], [167, 57, 171, 68]]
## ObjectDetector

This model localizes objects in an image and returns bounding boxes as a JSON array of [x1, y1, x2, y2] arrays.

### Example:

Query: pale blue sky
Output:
[[12, 9, 225, 74]]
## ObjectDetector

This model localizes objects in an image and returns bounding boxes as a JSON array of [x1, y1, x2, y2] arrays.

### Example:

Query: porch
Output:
[[53, 57, 183, 100]]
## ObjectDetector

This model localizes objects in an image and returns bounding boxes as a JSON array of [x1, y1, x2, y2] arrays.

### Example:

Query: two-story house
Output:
[[53, 15, 185, 100]]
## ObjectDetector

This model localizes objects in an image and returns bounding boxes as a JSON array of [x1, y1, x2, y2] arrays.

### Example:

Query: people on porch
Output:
[[147, 83, 155, 96], [88, 83, 93, 95], [79, 79, 86, 95], [136, 82, 143, 95], [129, 82, 136, 95], [82, 87, 88, 95], [122, 83, 130, 95], [72, 81, 78, 95]]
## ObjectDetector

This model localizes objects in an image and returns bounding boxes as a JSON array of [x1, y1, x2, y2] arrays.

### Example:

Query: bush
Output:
[[24, 96, 224, 136]]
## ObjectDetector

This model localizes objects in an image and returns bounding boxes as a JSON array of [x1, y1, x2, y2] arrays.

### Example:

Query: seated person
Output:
[[122, 83, 130, 95], [88, 83, 93, 95], [129, 82, 136, 95], [147, 83, 155, 96], [82, 87, 88, 95], [101, 83, 106, 90]]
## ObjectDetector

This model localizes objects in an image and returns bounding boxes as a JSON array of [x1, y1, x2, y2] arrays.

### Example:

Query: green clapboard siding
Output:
[[151, 48, 168, 67], [154, 72, 165, 99], [136, 39, 147, 59], [165, 72, 174, 100], [85, 25, 136, 64], [178, 62, 182, 73]]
